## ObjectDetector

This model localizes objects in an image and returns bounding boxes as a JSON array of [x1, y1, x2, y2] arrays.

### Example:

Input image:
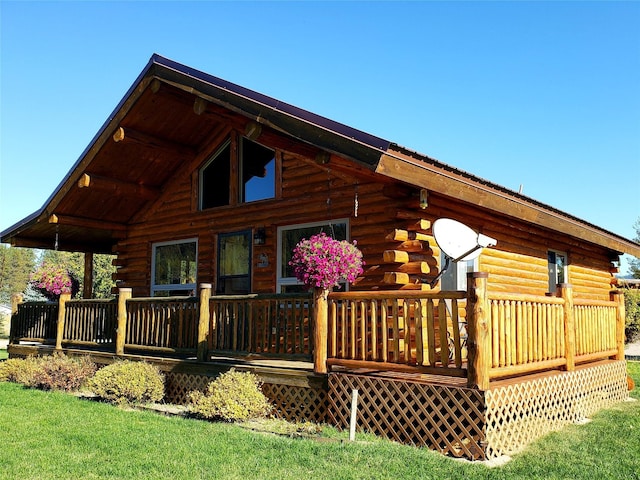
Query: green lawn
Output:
[[0, 363, 638, 480], [0, 348, 7, 361]]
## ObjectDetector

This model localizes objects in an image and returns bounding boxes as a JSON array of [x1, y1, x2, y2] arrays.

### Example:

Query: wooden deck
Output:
[[7, 282, 630, 460]]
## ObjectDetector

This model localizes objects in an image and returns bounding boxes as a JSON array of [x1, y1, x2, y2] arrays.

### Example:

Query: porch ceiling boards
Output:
[[1, 79, 237, 253]]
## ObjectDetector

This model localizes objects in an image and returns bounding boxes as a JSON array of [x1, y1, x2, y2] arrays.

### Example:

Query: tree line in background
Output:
[[0, 245, 116, 305]]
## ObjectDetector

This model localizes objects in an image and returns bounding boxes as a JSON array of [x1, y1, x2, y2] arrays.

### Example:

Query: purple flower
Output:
[[289, 233, 364, 290]]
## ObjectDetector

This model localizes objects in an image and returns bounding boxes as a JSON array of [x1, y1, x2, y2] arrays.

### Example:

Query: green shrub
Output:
[[87, 360, 164, 405], [188, 369, 272, 422], [625, 288, 640, 343], [0, 356, 40, 384], [27, 353, 96, 392]]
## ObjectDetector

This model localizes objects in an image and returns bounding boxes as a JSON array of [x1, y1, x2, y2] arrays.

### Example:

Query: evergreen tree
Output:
[[0, 245, 37, 304]]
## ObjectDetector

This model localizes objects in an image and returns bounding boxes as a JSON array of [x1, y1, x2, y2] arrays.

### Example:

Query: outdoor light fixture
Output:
[[253, 228, 266, 245]]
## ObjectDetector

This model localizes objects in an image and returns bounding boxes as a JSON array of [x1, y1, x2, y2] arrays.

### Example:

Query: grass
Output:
[[0, 363, 638, 480], [0, 348, 7, 361]]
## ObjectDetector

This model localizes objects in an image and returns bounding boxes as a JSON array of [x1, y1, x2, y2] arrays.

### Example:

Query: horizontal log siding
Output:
[[115, 146, 406, 295], [111, 126, 616, 303]]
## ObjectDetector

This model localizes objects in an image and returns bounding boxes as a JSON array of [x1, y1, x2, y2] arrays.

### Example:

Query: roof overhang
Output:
[[376, 147, 640, 258]]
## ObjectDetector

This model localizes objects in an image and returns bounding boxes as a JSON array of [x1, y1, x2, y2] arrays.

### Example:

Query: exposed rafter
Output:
[[112, 126, 196, 158], [77, 173, 160, 201], [49, 214, 127, 233]]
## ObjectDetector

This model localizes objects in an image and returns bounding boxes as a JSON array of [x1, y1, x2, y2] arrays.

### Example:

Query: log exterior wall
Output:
[[112, 125, 617, 302]]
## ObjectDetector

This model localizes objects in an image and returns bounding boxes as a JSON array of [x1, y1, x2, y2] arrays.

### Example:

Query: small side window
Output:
[[548, 250, 568, 292]]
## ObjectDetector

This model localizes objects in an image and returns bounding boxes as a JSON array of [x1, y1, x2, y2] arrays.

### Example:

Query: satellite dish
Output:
[[429, 218, 497, 287]]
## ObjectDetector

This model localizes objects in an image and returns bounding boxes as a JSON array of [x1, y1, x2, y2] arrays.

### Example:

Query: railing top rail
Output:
[[210, 293, 312, 301], [127, 296, 199, 304], [328, 290, 467, 301], [67, 298, 117, 304], [487, 292, 565, 305], [574, 299, 618, 308], [18, 301, 57, 306]]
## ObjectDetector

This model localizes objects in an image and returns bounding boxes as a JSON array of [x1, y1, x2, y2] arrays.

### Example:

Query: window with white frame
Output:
[[151, 238, 198, 296], [548, 250, 568, 293], [277, 220, 348, 293], [440, 251, 477, 291]]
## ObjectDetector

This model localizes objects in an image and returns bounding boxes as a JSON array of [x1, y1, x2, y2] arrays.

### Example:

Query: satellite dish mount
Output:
[[429, 218, 497, 288]]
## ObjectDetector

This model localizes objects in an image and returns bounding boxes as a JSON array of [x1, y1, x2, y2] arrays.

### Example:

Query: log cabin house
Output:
[[3, 54, 640, 460]]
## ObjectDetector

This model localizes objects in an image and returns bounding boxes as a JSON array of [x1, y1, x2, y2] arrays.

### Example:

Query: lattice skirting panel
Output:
[[484, 361, 629, 459], [328, 373, 487, 460], [262, 383, 327, 423], [164, 371, 327, 423], [165, 372, 213, 405]]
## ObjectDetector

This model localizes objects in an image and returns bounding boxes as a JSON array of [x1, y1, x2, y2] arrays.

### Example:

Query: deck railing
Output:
[[207, 293, 312, 358], [326, 291, 467, 376], [125, 297, 199, 353], [64, 299, 117, 346], [8, 275, 626, 389], [486, 294, 568, 378], [10, 301, 58, 344]]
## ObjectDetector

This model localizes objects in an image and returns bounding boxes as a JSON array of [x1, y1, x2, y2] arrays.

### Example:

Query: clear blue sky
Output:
[[1, 1, 639, 272]]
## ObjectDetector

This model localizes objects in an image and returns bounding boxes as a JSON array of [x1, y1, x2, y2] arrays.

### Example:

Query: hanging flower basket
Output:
[[30, 262, 80, 301], [289, 232, 364, 291]]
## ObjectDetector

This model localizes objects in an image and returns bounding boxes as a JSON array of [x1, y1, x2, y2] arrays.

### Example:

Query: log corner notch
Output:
[[359, 214, 435, 291], [77, 173, 160, 201]]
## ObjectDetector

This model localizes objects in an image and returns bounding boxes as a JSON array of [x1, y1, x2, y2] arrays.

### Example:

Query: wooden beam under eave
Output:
[[112, 126, 196, 158], [49, 214, 127, 233], [376, 153, 640, 256], [77, 173, 160, 201]]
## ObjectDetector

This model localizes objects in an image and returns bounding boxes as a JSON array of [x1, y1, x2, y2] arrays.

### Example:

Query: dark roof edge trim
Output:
[[150, 54, 391, 152]]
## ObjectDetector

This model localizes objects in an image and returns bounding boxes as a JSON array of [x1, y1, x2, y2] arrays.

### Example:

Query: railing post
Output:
[[115, 288, 132, 355], [558, 283, 575, 371], [197, 283, 212, 362], [313, 288, 329, 374], [611, 290, 626, 361], [9, 293, 23, 345], [466, 272, 490, 390], [55, 292, 71, 351]]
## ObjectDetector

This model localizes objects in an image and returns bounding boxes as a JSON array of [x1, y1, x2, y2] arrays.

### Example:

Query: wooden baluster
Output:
[[115, 288, 132, 355], [467, 272, 490, 391], [558, 284, 575, 371], [55, 292, 71, 351]]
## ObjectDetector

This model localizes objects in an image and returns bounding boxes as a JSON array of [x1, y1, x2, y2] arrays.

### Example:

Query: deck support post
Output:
[[197, 283, 212, 362], [55, 293, 71, 351], [83, 252, 93, 299], [115, 288, 132, 355], [9, 293, 23, 345], [313, 288, 329, 374], [466, 272, 490, 390], [611, 290, 626, 361], [558, 283, 575, 371]]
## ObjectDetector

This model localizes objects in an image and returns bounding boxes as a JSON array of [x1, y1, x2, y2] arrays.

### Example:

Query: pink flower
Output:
[[30, 262, 79, 300], [289, 233, 364, 290]]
